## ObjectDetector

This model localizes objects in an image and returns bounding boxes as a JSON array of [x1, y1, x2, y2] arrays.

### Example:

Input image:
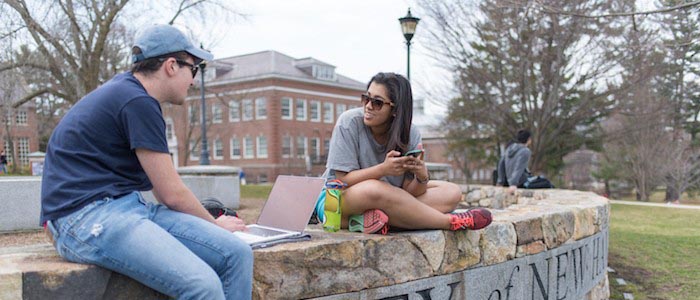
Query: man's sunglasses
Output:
[[159, 57, 199, 78], [361, 93, 395, 110], [175, 59, 199, 78]]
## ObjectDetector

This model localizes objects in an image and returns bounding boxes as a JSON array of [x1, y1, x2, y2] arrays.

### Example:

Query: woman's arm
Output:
[[334, 150, 409, 186], [402, 156, 430, 196]]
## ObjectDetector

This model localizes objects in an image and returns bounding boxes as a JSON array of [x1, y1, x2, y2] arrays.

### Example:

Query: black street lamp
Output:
[[199, 45, 210, 165], [399, 8, 420, 81]]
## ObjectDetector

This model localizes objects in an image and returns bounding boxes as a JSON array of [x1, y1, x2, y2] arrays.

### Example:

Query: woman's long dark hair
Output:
[[368, 72, 413, 154]]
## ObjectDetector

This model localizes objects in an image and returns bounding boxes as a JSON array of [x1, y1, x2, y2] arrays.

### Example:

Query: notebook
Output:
[[233, 175, 325, 248]]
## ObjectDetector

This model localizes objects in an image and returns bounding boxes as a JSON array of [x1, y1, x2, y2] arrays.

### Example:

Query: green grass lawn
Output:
[[609, 204, 700, 300], [620, 190, 700, 205], [240, 184, 273, 199]]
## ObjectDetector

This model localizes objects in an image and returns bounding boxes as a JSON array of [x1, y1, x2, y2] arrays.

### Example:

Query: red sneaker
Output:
[[449, 208, 492, 230]]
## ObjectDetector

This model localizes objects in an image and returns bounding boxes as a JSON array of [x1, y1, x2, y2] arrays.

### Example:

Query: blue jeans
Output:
[[46, 192, 253, 300]]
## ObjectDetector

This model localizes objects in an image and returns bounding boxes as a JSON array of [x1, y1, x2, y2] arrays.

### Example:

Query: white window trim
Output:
[[282, 136, 292, 158], [243, 136, 254, 159], [213, 139, 224, 160], [230, 137, 241, 159], [242, 99, 253, 121], [323, 102, 334, 123], [212, 104, 223, 124], [336, 103, 346, 119], [189, 140, 199, 161], [296, 136, 308, 159], [281, 97, 293, 120], [310, 100, 321, 122], [16, 111, 28, 126], [255, 97, 267, 120], [229, 100, 240, 122], [311, 137, 320, 159], [256, 136, 268, 158], [296, 99, 307, 121]]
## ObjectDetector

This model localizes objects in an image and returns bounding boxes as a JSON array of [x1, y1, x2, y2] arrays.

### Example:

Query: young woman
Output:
[[324, 72, 492, 234]]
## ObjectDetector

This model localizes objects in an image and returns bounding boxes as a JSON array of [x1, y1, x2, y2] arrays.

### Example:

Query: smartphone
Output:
[[403, 149, 424, 158]]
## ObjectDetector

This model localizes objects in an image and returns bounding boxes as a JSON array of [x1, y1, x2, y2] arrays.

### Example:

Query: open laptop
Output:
[[233, 175, 325, 247]]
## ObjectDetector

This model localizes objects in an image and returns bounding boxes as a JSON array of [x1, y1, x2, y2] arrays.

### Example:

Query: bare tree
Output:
[[419, 0, 623, 176], [1, 0, 243, 108], [654, 0, 700, 201]]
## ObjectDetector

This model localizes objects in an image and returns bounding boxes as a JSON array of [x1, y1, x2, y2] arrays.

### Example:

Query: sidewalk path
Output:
[[609, 199, 700, 210]]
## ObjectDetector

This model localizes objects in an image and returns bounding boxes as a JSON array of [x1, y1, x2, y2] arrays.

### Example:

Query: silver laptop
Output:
[[233, 175, 325, 246]]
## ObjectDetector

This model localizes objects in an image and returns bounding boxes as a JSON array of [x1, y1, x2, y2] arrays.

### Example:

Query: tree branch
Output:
[[535, 0, 700, 18]]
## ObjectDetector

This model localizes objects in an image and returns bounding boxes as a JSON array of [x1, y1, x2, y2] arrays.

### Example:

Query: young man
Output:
[[40, 25, 253, 299], [497, 129, 532, 194]]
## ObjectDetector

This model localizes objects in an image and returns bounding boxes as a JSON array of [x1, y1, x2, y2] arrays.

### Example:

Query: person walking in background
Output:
[[40, 24, 253, 300], [323, 72, 492, 234], [0, 149, 7, 174]]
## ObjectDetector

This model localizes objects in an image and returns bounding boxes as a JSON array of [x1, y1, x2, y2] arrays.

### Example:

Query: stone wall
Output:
[[0, 165, 240, 232], [0, 185, 609, 299]]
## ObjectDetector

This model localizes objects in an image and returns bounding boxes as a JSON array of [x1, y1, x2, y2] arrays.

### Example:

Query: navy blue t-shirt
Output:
[[40, 72, 169, 224]]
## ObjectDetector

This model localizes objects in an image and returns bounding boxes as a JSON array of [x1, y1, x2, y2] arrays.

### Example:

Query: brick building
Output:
[[163, 51, 366, 183], [1, 101, 40, 172]]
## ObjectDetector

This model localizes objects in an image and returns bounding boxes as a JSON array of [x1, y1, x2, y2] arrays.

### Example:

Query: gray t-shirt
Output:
[[324, 108, 422, 187]]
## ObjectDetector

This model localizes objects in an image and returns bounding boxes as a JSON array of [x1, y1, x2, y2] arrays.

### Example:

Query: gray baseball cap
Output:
[[132, 24, 213, 63]]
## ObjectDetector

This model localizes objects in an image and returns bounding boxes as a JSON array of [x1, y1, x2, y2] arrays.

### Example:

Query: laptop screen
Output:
[[256, 176, 325, 232]]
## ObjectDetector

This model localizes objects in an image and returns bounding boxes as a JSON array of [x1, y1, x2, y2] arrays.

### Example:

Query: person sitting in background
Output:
[[497, 129, 532, 194]]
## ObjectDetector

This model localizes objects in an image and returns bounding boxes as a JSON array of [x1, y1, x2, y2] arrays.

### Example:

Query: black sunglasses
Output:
[[159, 57, 199, 78], [175, 59, 199, 78], [361, 93, 394, 110]]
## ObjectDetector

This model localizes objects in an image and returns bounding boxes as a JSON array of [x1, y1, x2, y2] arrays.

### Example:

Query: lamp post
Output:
[[199, 45, 210, 165], [399, 8, 420, 81]]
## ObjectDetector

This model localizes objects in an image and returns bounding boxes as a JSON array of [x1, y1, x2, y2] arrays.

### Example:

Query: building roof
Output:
[[206, 50, 365, 90]]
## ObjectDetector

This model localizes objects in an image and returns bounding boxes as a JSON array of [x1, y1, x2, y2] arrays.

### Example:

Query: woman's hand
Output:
[[382, 150, 409, 176], [403, 156, 429, 182]]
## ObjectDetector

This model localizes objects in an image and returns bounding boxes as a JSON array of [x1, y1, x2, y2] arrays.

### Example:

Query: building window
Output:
[[310, 138, 320, 162], [281, 97, 293, 120], [3, 111, 11, 125], [336, 104, 346, 119], [15, 110, 27, 125], [312, 65, 335, 81], [348, 104, 360, 110], [256, 136, 268, 158], [243, 136, 254, 159], [230, 137, 241, 159], [213, 139, 223, 159], [18, 137, 29, 166], [242, 99, 253, 121], [229, 100, 240, 122], [189, 140, 199, 161], [296, 136, 307, 159], [165, 118, 175, 142], [281, 136, 292, 158], [255, 97, 267, 120], [3, 140, 12, 164], [310, 100, 320, 122], [295, 99, 307, 120], [323, 102, 334, 123], [258, 173, 268, 183], [323, 138, 330, 156], [212, 103, 223, 123], [188, 105, 199, 124]]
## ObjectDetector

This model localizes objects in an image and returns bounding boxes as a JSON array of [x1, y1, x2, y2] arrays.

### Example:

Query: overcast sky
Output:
[[201, 0, 453, 111]]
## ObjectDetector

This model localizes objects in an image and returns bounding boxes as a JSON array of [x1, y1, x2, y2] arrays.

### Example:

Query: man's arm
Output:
[[135, 148, 245, 232]]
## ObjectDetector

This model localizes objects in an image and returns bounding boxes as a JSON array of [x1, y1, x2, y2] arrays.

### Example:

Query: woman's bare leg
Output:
[[415, 180, 463, 213], [340, 179, 452, 230]]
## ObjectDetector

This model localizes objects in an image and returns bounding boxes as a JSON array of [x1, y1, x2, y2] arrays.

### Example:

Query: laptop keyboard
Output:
[[246, 226, 287, 237]]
